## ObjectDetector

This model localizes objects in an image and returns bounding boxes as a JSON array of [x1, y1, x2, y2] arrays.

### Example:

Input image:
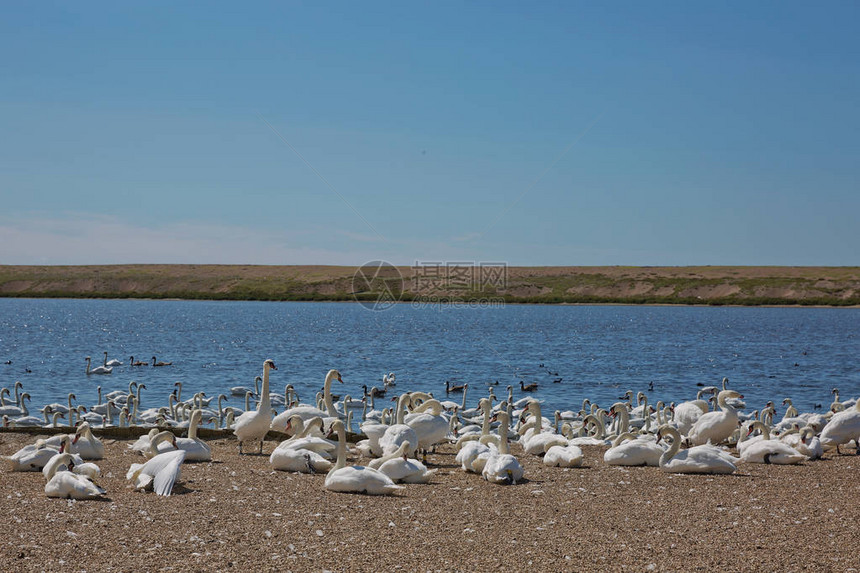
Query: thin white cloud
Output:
[[450, 232, 482, 243], [0, 213, 388, 266]]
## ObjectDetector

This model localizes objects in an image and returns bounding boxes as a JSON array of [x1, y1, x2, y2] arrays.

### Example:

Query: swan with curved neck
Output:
[[269, 417, 333, 473], [44, 454, 106, 500], [686, 390, 745, 446], [269, 370, 343, 431], [325, 419, 403, 495], [520, 400, 568, 454], [71, 422, 104, 460], [85, 357, 112, 375], [7, 435, 71, 472], [656, 425, 737, 474], [603, 431, 663, 467], [160, 409, 211, 462], [368, 440, 436, 483], [274, 417, 334, 455], [233, 359, 278, 454], [737, 421, 806, 464]]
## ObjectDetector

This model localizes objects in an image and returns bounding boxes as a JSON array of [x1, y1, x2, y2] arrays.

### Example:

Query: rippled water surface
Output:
[[1, 299, 858, 419]]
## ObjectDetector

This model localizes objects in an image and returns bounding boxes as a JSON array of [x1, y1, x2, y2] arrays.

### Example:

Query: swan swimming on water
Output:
[[103, 351, 123, 367], [85, 356, 112, 375]]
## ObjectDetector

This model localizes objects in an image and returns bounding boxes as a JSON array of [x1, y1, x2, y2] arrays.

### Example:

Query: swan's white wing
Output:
[[127, 462, 144, 480], [149, 450, 186, 496]]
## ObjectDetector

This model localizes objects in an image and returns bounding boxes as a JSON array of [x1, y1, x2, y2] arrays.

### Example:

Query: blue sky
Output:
[[1, 1, 857, 266]]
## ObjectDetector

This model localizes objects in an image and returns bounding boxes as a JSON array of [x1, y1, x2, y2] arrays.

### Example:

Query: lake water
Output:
[[1, 299, 858, 423]]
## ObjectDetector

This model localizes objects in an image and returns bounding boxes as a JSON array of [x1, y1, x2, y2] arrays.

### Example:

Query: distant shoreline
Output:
[[1, 264, 859, 307]]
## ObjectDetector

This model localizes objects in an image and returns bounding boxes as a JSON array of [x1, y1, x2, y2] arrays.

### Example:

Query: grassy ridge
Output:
[[0, 264, 858, 306]]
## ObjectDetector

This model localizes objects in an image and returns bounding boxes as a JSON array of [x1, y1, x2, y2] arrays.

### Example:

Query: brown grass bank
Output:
[[0, 264, 859, 306]]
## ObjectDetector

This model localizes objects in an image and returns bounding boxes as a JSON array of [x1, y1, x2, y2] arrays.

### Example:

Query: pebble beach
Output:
[[1, 432, 858, 573]]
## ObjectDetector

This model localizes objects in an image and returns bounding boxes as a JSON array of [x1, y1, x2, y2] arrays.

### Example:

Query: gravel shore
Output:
[[1, 432, 858, 573]]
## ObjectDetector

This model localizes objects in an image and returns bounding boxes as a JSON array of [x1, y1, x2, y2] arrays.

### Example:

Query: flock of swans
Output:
[[2, 359, 860, 499]]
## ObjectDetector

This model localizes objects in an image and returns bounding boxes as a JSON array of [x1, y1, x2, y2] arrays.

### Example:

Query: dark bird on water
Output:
[[445, 381, 466, 393], [520, 380, 538, 392]]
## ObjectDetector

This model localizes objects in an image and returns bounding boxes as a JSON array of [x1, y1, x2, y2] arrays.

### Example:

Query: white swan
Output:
[[455, 399, 494, 472], [127, 431, 186, 496], [270, 369, 343, 430], [103, 351, 123, 367], [738, 421, 807, 465], [543, 441, 583, 468], [85, 356, 112, 375], [0, 388, 27, 417], [41, 451, 87, 479], [378, 394, 419, 457], [129, 428, 160, 454], [274, 417, 335, 456], [481, 411, 524, 485], [269, 417, 335, 473], [779, 426, 823, 460], [819, 399, 860, 454], [368, 440, 435, 483], [520, 400, 568, 455], [567, 414, 611, 446], [5, 436, 70, 472], [270, 444, 333, 473], [673, 390, 714, 435], [324, 419, 403, 495], [404, 398, 449, 459], [656, 425, 738, 474], [44, 454, 106, 500], [686, 390, 745, 446], [70, 422, 105, 460], [157, 409, 211, 462], [603, 432, 664, 467], [233, 359, 277, 454], [230, 376, 260, 398]]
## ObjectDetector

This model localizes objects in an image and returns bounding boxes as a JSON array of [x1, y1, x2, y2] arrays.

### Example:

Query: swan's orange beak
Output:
[[72, 434, 80, 444], [285, 420, 292, 432]]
